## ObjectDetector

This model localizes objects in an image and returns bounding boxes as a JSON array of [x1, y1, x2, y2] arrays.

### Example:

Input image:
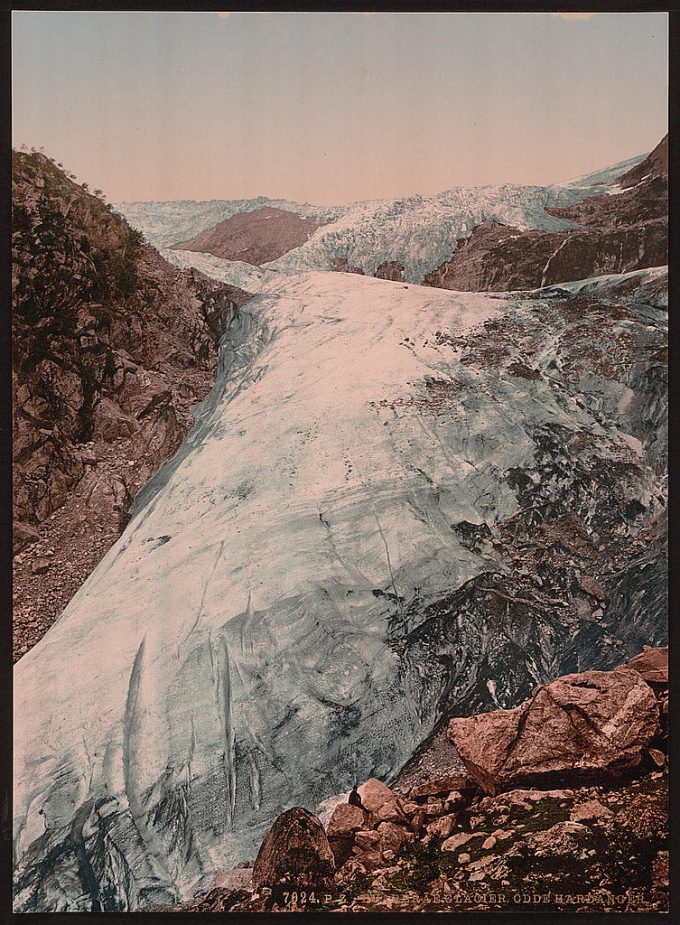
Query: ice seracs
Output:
[[118, 161, 640, 285]]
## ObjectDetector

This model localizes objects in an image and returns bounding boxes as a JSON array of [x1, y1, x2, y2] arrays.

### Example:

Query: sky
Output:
[[12, 11, 668, 205]]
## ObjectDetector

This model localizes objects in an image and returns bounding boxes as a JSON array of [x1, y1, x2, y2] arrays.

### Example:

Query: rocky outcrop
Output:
[[335, 259, 406, 282], [617, 135, 668, 189], [252, 808, 335, 892], [332, 257, 365, 275], [447, 668, 659, 794], [199, 650, 667, 913], [424, 135, 667, 291], [12, 150, 251, 659], [374, 261, 405, 281], [172, 206, 318, 264]]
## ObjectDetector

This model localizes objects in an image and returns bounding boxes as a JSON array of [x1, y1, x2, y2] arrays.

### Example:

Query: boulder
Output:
[[13, 521, 40, 551], [570, 799, 613, 825], [377, 821, 409, 855], [252, 807, 335, 891], [374, 798, 407, 823], [326, 803, 366, 837], [441, 831, 476, 853], [448, 667, 659, 794], [526, 821, 588, 857], [408, 775, 472, 798], [425, 814, 457, 839], [358, 778, 395, 813], [625, 647, 668, 686], [476, 788, 574, 812], [423, 799, 445, 816], [354, 830, 381, 851]]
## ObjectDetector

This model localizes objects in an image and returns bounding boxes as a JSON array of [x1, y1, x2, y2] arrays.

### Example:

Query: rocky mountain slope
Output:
[[12, 151, 250, 660], [172, 206, 319, 264], [424, 136, 667, 291], [13, 263, 667, 911], [190, 648, 667, 913], [617, 134, 668, 189], [116, 153, 647, 286]]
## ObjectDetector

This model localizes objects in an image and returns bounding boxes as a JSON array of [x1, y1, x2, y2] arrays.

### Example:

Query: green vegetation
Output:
[[12, 149, 150, 440]]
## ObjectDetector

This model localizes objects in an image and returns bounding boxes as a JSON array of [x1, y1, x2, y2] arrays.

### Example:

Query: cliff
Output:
[[12, 150, 251, 659]]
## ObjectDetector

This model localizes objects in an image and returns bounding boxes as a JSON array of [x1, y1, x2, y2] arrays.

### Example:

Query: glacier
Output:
[[116, 154, 647, 287], [261, 184, 594, 282], [158, 247, 275, 293], [14, 267, 667, 911]]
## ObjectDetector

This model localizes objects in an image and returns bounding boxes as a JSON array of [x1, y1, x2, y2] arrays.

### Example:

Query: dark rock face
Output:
[[424, 220, 560, 290], [12, 150, 250, 659], [447, 667, 659, 793], [252, 808, 335, 892], [617, 134, 668, 189], [424, 135, 667, 291], [172, 206, 318, 265], [374, 261, 405, 281]]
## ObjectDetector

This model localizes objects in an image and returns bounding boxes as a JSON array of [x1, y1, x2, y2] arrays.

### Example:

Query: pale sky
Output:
[[12, 11, 668, 205]]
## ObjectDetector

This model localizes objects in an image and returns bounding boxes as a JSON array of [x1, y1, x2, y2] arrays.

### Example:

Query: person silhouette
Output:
[[348, 785, 364, 809]]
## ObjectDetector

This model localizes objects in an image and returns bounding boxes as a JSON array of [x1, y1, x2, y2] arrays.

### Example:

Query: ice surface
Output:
[[14, 273, 505, 909], [559, 152, 647, 190], [159, 247, 274, 292], [262, 184, 598, 282], [537, 264, 668, 298]]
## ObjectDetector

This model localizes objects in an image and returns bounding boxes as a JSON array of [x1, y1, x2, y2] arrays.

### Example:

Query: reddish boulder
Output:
[[441, 831, 476, 853], [326, 803, 366, 837], [252, 807, 335, 891], [526, 821, 589, 857], [377, 821, 410, 855], [358, 778, 395, 813], [625, 647, 668, 686], [354, 829, 381, 852], [570, 799, 613, 825], [448, 667, 659, 794], [374, 797, 407, 823], [426, 814, 457, 839]]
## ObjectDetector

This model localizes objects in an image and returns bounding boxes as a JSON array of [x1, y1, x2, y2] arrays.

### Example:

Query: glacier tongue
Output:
[[14, 269, 667, 911]]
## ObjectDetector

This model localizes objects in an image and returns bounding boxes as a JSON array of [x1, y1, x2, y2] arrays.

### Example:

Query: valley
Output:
[[12, 142, 668, 912]]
